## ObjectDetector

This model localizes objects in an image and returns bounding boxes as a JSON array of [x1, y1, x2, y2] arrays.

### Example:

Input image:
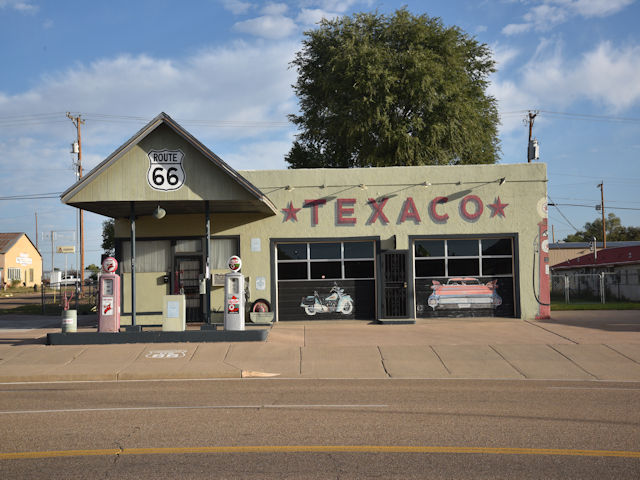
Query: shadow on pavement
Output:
[[540, 310, 640, 332]]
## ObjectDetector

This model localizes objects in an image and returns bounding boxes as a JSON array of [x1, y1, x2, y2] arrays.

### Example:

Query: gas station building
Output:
[[61, 113, 550, 326]]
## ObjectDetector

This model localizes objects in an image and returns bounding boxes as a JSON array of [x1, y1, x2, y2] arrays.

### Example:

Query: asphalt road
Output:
[[1, 379, 639, 478]]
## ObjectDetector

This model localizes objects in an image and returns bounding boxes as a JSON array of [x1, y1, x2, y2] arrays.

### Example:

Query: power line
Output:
[[547, 196, 581, 232], [0, 192, 62, 200], [539, 110, 640, 125], [549, 202, 640, 211]]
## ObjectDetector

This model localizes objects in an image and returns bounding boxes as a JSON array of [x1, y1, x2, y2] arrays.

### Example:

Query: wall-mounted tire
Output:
[[251, 298, 271, 312]]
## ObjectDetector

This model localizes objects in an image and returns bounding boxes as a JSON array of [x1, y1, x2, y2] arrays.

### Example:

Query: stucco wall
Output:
[[114, 163, 547, 322]]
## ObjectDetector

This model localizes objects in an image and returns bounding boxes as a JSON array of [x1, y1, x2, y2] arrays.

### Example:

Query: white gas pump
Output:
[[224, 255, 244, 331], [98, 256, 121, 333]]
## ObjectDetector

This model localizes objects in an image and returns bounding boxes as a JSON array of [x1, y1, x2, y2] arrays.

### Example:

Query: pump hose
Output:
[[532, 235, 551, 306]]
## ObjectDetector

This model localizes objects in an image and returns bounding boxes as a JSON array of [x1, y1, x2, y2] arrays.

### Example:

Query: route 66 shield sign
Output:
[[147, 149, 186, 191]]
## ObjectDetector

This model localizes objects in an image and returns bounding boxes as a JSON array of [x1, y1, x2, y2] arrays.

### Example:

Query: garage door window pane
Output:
[[448, 258, 479, 276], [311, 262, 341, 279], [344, 241, 373, 259], [482, 258, 512, 275], [415, 240, 444, 258], [278, 263, 307, 280], [310, 243, 341, 259], [278, 244, 307, 260], [344, 260, 374, 278], [482, 238, 512, 256], [415, 259, 445, 277], [447, 240, 478, 257]]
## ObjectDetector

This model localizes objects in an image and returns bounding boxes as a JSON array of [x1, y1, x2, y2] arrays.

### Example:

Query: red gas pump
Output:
[[98, 256, 121, 332], [536, 219, 551, 319]]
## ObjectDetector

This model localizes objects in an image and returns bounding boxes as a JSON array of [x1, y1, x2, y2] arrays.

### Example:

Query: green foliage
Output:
[[563, 213, 640, 242], [101, 219, 115, 256], [551, 301, 640, 310], [286, 8, 500, 168], [85, 263, 100, 282]]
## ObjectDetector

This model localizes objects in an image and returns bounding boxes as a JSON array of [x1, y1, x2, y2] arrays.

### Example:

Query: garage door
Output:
[[413, 237, 516, 318], [276, 240, 376, 321]]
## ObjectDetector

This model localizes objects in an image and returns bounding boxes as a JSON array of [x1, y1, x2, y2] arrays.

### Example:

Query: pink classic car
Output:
[[427, 277, 502, 310]]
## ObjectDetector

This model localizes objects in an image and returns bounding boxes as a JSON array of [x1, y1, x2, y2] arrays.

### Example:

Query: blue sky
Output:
[[1, 0, 639, 271]]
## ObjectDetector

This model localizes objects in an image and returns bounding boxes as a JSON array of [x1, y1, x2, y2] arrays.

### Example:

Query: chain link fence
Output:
[[551, 271, 640, 304]]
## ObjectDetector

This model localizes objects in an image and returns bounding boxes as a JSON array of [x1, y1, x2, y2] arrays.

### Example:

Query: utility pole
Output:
[[527, 111, 539, 163], [597, 182, 606, 248], [67, 113, 85, 295]]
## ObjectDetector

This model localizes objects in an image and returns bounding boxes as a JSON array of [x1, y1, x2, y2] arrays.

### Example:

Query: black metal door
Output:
[[380, 250, 409, 318], [174, 256, 202, 322]]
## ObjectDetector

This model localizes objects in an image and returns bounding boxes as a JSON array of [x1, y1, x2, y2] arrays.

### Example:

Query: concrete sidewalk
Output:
[[0, 311, 639, 382]]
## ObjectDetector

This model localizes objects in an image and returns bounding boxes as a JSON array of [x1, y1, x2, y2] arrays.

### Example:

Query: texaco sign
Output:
[[147, 149, 186, 191]]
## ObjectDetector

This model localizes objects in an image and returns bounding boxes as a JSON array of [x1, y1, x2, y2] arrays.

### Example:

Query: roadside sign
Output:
[[57, 246, 75, 254]]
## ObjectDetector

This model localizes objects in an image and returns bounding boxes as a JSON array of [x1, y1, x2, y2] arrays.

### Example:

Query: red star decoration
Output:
[[488, 197, 509, 218], [282, 201, 301, 222]]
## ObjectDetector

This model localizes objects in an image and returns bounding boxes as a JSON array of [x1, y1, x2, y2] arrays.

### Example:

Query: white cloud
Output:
[[0, 39, 299, 166], [489, 38, 640, 134], [224, 139, 293, 170], [502, 0, 634, 35], [570, 0, 634, 17], [221, 0, 253, 15], [261, 2, 288, 15], [492, 44, 521, 69], [502, 23, 532, 36], [524, 3, 569, 30], [233, 14, 297, 38], [573, 41, 640, 111], [0, 0, 38, 13], [297, 8, 338, 25]]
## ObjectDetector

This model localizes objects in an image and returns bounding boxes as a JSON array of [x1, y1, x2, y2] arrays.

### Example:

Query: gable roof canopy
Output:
[[61, 112, 278, 218]]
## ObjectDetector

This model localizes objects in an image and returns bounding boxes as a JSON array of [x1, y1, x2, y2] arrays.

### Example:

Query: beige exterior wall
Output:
[[0, 235, 42, 287], [114, 163, 547, 322], [550, 247, 594, 266], [71, 125, 253, 204]]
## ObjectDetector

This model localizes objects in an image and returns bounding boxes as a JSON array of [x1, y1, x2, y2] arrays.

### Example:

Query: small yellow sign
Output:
[[57, 246, 75, 254]]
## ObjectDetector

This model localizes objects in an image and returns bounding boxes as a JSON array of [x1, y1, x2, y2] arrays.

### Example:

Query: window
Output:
[[122, 240, 171, 272], [414, 237, 513, 279], [277, 240, 375, 281], [8, 268, 21, 281], [175, 239, 201, 253], [210, 237, 240, 269]]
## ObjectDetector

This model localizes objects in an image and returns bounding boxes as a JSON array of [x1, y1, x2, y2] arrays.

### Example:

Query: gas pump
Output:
[[536, 219, 551, 319], [224, 256, 244, 331], [98, 256, 121, 332]]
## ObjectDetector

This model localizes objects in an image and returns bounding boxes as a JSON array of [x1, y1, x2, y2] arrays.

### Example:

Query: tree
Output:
[[563, 213, 640, 242], [286, 8, 500, 169], [101, 219, 115, 256], [85, 264, 100, 283]]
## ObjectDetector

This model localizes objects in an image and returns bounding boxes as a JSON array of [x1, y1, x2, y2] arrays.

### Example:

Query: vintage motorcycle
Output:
[[300, 283, 354, 316]]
